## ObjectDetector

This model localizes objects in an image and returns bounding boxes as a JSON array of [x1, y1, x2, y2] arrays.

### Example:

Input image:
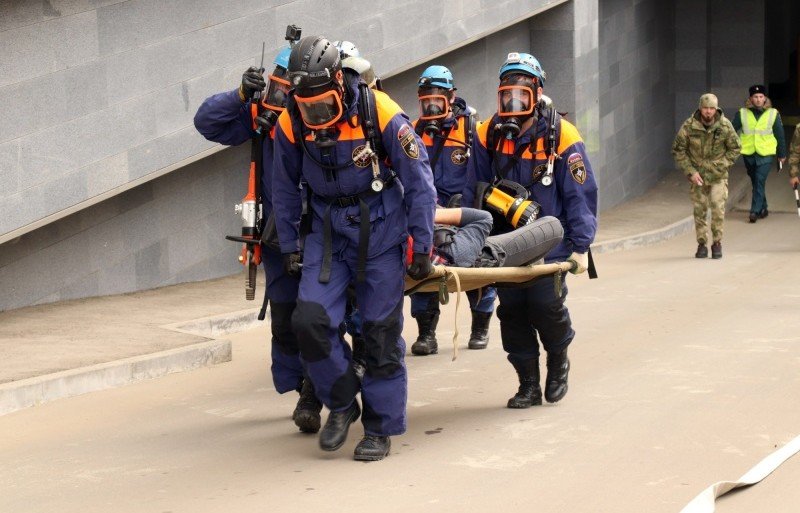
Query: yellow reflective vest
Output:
[[739, 108, 778, 156]]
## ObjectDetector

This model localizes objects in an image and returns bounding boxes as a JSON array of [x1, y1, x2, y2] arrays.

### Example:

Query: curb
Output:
[[0, 339, 231, 416], [593, 176, 751, 254], [0, 177, 753, 416]]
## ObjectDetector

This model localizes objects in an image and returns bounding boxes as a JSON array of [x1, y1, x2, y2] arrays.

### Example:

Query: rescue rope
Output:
[[679, 433, 800, 513]]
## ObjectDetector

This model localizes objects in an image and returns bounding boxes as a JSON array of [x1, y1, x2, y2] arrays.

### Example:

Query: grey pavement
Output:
[[0, 164, 758, 414]]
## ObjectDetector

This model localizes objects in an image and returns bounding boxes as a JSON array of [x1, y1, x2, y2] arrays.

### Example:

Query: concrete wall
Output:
[[0, 0, 560, 244], [0, 0, 570, 311], [674, 0, 765, 124], [596, 0, 675, 209], [0, 145, 248, 312], [380, 17, 535, 123]]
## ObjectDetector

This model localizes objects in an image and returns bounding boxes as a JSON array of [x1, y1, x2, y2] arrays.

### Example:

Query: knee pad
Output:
[[270, 301, 299, 355], [292, 300, 332, 362], [362, 306, 403, 379]]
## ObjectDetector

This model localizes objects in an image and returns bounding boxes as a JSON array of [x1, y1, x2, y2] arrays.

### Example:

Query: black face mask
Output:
[[421, 104, 445, 136], [499, 99, 532, 139], [422, 119, 442, 137], [313, 127, 338, 149], [500, 118, 522, 139]]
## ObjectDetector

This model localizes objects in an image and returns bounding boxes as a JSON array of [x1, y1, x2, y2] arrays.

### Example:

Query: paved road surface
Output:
[[2, 210, 799, 513]]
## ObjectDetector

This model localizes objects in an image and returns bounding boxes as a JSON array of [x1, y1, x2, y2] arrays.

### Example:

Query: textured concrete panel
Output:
[[3, 0, 569, 245], [0, 10, 99, 88]]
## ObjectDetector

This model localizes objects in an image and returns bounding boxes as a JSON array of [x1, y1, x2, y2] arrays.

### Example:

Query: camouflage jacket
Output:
[[672, 109, 741, 184], [789, 123, 800, 179]]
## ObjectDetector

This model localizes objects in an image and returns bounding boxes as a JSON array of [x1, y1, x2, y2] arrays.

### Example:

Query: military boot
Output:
[[467, 311, 492, 350], [695, 243, 708, 258], [507, 359, 542, 408], [293, 379, 323, 433], [411, 311, 439, 356], [354, 435, 391, 461], [711, 241, 722, 259], [319, 400, 361, 451], [544, 348, 570, 403]]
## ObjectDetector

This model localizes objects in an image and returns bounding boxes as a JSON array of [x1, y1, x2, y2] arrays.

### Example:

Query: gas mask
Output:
[[312, 127, 338, 149], [295, 88, 344, 130], [418, 88, 451, 137], [262, 66, 290, 113], [497, 76, 537, 139]]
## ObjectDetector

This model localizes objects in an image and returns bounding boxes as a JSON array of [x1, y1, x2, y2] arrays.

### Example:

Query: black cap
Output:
[[749, 84, 766, 96]]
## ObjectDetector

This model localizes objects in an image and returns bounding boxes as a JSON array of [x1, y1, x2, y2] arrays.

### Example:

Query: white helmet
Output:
[[333, 40, 360, 59]]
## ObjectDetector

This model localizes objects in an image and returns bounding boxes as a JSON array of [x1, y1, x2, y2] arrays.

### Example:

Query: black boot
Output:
[[749, 212, 758, 223], [507, 359, 542, 408], [319, 400, 361, 451], [467, 311, 492, 350], [695, 243, 707, 258], [545, 348, 570, 403], [354, 435, 391, 461], [411, 311, 439, 356], [710, 241, 722, 259], [293, 379, 323, 433]]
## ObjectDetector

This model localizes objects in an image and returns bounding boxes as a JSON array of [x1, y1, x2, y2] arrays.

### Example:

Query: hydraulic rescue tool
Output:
[[226, 43, 267, 300]]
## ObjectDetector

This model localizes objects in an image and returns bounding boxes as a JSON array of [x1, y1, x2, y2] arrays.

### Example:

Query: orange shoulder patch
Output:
[[476, 116, 493, 148], [373, 90, 404, 132], [557, 118, 583, 154], [277, 111, 295, 144]]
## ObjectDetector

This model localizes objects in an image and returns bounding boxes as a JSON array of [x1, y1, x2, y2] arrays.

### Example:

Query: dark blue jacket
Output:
[[193, 89, 278, 216], [271, 84, 436, 258], [412, 97, 474, 207], [464, 112, 598, 262]]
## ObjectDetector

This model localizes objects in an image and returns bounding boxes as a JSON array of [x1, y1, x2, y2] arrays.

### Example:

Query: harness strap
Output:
[[315, 173, 396, 284]]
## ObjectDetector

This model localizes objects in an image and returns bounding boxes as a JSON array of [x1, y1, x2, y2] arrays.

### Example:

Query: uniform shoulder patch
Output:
[[398, 123, 419, 159], [567, 152, 587, 184]]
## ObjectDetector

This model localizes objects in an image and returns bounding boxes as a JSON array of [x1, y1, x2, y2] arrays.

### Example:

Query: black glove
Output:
[[446, 194, 462, 208], [282, 252, 302, 278], [239, 66, 266, 101], [254, 110, 278, 132], [406, 252, 432, 280]]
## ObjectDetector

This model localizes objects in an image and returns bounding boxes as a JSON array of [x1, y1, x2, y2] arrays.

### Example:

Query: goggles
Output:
[[295, 89, 344, 130], [418, 88, 450, 121], [262, 74, 290, 112], [497, 85, 534, 118]]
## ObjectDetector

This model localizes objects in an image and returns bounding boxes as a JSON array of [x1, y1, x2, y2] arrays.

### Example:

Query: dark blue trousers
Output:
[[292, 234, 407, 436], [262, 248, 303, 394], [496, 273, 574, 365]]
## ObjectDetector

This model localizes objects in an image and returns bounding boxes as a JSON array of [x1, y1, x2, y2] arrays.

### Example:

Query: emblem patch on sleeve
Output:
[[450, 148, 467, 165], [398, 124, 419, 159], [567, 152, 587, 185]]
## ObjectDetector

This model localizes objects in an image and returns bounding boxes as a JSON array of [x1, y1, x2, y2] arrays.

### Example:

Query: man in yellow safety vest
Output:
[[732, 84, 787, 223]]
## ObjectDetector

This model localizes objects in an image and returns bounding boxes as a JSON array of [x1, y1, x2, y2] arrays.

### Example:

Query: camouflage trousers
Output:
[[691, 179, 728, 244]]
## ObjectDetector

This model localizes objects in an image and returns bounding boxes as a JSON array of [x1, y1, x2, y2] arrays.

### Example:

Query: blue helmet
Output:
[[499, 52, 545, 85], [273, 46, 291, 71], [418, 65, 455, 90]]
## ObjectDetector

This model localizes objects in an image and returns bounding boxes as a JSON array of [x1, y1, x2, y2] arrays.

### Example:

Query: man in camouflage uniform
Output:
[[672, 93, 741, 259], [788, 123, 800, 190]]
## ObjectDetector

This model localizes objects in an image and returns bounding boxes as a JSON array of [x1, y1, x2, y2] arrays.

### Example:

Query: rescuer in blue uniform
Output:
[[193, 47, 322, 434], [271, 36, 436, 461], [409, 65, 497, 356], [464, 52, 598, 410]]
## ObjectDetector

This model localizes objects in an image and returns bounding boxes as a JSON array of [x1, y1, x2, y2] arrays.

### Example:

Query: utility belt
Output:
[[314, 171, 397, 284]]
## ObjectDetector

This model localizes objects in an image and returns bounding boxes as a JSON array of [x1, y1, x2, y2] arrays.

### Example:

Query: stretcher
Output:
[[404, 260, 575, 360]]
